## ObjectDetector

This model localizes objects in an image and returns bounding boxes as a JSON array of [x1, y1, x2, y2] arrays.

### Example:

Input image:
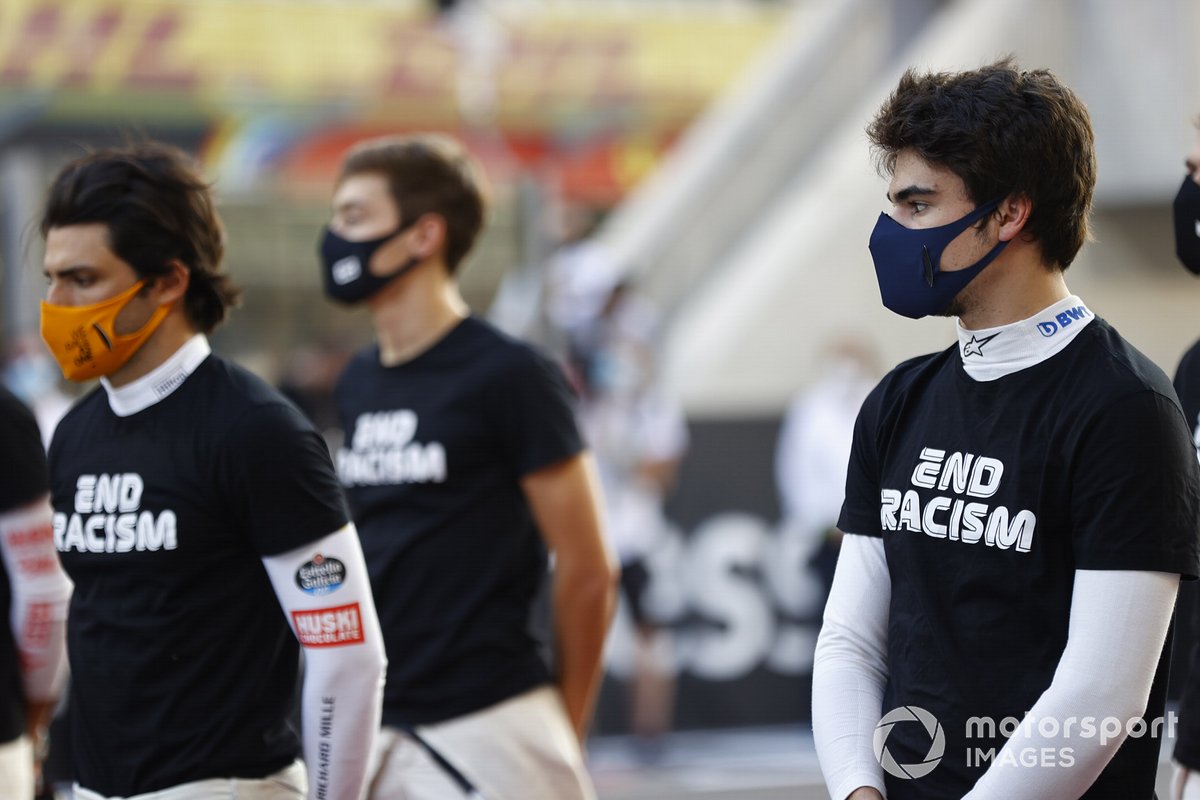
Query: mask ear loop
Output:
[[924, 197, 1006, 288]]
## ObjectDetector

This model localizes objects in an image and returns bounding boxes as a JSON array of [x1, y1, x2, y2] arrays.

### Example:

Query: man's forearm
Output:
[[553, 565, 618, 740]]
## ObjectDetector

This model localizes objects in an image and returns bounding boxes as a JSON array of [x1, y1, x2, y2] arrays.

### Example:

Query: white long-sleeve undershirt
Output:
[[813, 534, 889, 800], [262, 523, 386, 800], [813, 533, 1179, 800], [0, 495, 72, 706]]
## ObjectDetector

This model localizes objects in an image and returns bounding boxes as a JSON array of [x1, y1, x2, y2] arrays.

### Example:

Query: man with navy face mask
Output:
[[813, 60, 1200, 800], [1167, 124, 1200, 800]]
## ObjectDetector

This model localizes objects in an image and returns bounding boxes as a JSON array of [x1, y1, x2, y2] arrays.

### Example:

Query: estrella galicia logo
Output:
[[873, 705, 945, 780], [295, 554, 346, 597], [1037, 321, 1058, 337]]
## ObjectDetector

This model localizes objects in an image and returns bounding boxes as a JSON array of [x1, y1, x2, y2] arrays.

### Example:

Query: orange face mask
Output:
[[40, 280, 172, 382]]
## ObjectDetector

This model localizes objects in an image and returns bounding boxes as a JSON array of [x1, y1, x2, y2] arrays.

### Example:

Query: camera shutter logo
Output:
[[873, 705, 945, 779]]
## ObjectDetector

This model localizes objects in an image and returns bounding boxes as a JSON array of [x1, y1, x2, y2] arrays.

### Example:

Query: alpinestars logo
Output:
[[54, 473, 178, 554], [337, 409, 447, 487], [880, 448, 1037, 552], [874, 706, 945, 779], [961, 333, 1001, 358]]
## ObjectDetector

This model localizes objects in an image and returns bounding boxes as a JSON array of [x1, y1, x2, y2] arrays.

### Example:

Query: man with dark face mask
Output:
[[319, 133, 618, 800], [812, 61, 1200, 800], [1167, 127, 1200, 800], [1170, 135, 1200, 454]]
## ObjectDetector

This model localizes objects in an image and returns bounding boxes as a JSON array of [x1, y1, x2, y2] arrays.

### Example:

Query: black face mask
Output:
[[1173, 175, 1200, 275], [318, 220, 419, 304]]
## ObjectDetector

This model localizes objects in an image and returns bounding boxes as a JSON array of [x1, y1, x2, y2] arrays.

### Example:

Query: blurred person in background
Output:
[[38, 142, 385, 800], [542, 203, 624, 358], [813, 60, 1199, 800], [1167, 119, 1200, 800], [573, 280, 688, 755], [319, 133, 618, 800], [774, 335, 879, 597], [277, 341, 353, 452], [3, 337, 73, 449], [0, 386, 72, 800]]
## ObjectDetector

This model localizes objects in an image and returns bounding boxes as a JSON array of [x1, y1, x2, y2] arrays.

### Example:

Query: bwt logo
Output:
[[874, 706, 945, 779], [1037, 305, 1090, 337]]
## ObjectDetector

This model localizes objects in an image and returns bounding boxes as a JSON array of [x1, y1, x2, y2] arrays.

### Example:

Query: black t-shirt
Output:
[[49, 355, 348, 796], [0, 387, 49, 743], [335, 316, 583, 726], [1172, 338, 1200, 768], [840, 318, 1200, 800], [0, 385, 49, 513]]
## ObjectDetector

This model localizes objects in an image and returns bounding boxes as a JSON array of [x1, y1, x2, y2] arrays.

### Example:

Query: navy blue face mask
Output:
[[319, 220, 419, 304], [1173, 175, 1200, 276], [868, 198, 1008, 319]]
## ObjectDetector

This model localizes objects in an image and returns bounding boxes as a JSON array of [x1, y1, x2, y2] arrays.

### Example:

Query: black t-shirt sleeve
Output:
[[0, 388, 49, 513], [1069, 390, 1200, 577], [1171, 344, 1200, 767], [225, 401, 349, 556], [491, 348, 584, 477], [1174, 340, 1200, 452], [838, 381, 886, 538]]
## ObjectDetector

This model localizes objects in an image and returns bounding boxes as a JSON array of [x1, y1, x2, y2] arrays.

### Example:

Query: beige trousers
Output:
[[367, 686, 596, 800], [73, 759, 306, 800]]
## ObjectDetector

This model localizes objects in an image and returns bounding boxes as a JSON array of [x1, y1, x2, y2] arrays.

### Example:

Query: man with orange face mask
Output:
[[38, 142, 386, 800]]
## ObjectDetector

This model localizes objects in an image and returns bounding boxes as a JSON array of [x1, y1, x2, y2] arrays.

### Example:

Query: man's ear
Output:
[[148, 260, 191, 305], [996, 193, 1032, 242], [410, 214, 447, 261]]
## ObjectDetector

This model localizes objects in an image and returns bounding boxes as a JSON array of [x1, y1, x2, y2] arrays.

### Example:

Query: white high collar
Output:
[[101, 334, 211, 417], [956, 296, 1094, 382]]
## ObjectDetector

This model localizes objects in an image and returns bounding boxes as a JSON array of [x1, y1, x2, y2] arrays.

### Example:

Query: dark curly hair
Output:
[[40, 141, 239, 333], [337, 133, 487, 274], [867, 58, 1095, 271]]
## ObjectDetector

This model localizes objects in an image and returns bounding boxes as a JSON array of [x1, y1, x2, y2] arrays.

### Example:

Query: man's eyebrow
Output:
[[43, 265, 94, 279], [888, 184, 936, 203]]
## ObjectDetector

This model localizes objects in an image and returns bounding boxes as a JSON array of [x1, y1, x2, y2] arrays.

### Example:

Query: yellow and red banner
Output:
[[0, 0, 784, 131]]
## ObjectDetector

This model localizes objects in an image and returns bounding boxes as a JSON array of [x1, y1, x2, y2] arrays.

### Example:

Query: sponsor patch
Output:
[[292, 602, 364, 647], [295, 553, 346, 596]]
